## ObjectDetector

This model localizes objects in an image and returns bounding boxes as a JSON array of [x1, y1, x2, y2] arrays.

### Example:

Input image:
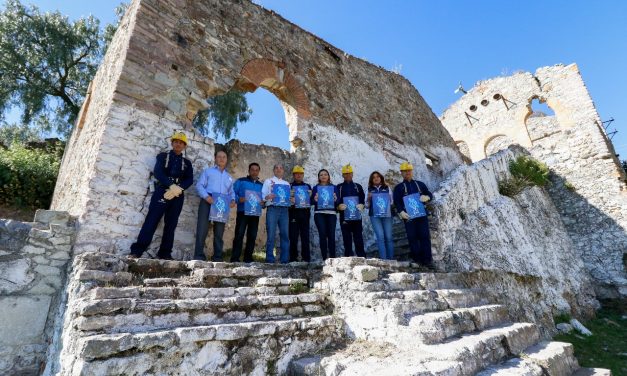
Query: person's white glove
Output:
[[163, 190, 176, 200], [338, 204, 347, 211], [399, 211, 410, 220], [357, 204, 365, 211], [420, 195, 430, 203], [169, 184, 183, 197]]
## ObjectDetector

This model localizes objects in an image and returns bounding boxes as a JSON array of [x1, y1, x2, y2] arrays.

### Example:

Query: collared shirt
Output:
[[195, 166, 235, 201], [233, 175, 263, 212], [261, 176, 291, 206]]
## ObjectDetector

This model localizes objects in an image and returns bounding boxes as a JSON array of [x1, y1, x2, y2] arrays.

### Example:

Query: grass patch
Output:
[[554, 300, 626, 375], [220, 247, 267, 263], [498, 156, 550, 197], [553, 313, 572, 324], [289, 282, 309, 294]]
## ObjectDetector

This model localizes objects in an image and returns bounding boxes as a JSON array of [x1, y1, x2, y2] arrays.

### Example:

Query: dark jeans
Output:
[[314, 213, 337, 260], [340, 220, 365, 257], [404, 216, 432, 265], [130, 187, 184, 259], [194, 199, 226, 261], [289, 208, 311, 262], [231, 211, 260, 262]]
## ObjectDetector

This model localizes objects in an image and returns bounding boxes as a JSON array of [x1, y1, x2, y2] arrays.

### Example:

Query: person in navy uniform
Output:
[[129, 132, 193, 260], [230, 162, 263, 263], [336, 164, 366, 257], [392, 161, 434, 267], [289, 165, 312, 262]]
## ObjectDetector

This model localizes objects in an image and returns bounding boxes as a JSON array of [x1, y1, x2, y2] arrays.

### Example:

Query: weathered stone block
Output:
[[353, 265, 379, 282], [0, 296, 51, 346]]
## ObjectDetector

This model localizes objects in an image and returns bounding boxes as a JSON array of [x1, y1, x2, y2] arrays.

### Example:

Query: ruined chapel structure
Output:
[[0, 0, 623, 374]]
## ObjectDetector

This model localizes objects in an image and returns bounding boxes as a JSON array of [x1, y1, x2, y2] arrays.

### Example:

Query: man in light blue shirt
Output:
[[194, 150, 236, 261], [261, 164, 291, 263]]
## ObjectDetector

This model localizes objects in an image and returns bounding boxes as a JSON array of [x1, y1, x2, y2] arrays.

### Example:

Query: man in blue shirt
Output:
[[392, 161, 434, 267], [261, 164, 291, 263], [194, 150, 236, 261], [337, 164, 366, 257], [230, 163, 263, 262], [129, 132, 193, 260]]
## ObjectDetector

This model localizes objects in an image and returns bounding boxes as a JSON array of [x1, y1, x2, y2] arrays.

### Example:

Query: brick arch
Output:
[[237, 58, 312, 120], [484, 134, 515, 157]]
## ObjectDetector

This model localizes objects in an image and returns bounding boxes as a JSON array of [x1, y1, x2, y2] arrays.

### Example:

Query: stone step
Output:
[[74, 315, 343, 375], [476, 358, 544, 375], [572, 368, 612, 376], [367, 288, 489, 312], [407, 304, 510, 344], [76, 293, 330, 334], [522, 341, 579, 376], [419, 322, 541, 375]]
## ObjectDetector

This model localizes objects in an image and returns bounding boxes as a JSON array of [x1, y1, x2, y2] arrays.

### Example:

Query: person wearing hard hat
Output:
[[392, 161, 434, 267], [288, 165, 312, 262], [129, 132, 193, 260], [230, 162, 263, 263], [194, 149, 236, 261], [337, 164, 366, 257]]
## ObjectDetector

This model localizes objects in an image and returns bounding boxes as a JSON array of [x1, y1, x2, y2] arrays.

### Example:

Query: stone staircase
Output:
[[290, 258, 611, 376], [56, 252, 343, 375]]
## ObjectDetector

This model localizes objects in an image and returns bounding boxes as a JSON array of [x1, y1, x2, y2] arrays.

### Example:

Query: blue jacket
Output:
[[336, 181, 365, 222], [393, 179, 433, 213], [367, 185, 392, 217], [233, 176, 263, 212], [153, 151, 193, 191], [310, 184, 338, 212]]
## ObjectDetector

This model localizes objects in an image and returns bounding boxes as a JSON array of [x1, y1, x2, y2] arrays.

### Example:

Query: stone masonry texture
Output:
[[440, 64, 627, 298]]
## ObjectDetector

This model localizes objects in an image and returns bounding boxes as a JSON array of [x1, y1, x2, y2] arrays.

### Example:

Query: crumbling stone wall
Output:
[[429, 146, 598, 324], [440, 64, 627, 298], [0, 211, 75, 375], [51, 0, 463, 258]]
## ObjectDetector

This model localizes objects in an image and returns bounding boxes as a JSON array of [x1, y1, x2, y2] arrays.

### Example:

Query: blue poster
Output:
[[317, 185, 335, 210], [294, 186, 311, 208], [403, 193, 427, 219], [244, 190, 262, 216], [343, 196, 361, 220], [272, 184, 291, 207], [209, 193, 230, 223], [372, 193, 391, 218]]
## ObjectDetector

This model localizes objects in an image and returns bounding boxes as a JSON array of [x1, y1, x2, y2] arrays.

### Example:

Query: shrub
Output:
[[0, 143, 62, 209], [498, 156, 550, 197]]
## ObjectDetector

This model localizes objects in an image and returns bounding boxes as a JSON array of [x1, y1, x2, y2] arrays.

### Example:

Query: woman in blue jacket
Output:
[[311, 169, 338, 260], [366, 171, 394, 260]]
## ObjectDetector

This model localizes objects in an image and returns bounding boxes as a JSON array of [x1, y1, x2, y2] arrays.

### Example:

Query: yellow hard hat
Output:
[[292, 165, 305, 173], [400, 161, 413, 171], [341, 164, 353, 174], [171, 132, 188, 145]]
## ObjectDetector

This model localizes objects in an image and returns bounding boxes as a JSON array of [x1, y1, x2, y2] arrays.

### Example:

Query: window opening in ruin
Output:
[[192, 88, 292, 151], [485, 134, 514, 157], [529, 97, 555, 118]]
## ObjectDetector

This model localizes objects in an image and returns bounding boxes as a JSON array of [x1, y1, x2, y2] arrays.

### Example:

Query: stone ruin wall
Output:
[[429, 146, 598, 326], [0, 211, 76, 375], [440, 64, 627, 299], [51, 0, 464, 260]]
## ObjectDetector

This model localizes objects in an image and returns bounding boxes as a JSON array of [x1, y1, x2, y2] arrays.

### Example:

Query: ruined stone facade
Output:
[[440, 64, 627, 298], [51, 0, 463, 259]]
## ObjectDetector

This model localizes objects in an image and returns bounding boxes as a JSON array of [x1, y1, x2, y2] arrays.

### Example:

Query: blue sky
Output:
[[6, 0, 627, 159]]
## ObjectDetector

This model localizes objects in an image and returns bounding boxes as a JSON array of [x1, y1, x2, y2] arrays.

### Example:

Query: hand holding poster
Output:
[[343, 196, 361, 220], [317, 185, 335, 210], [372, 193, 391, 217], [294, 186, 311, 208], [244, 190, 262, 216], [272, 184, 291, 207], [209, 193, 230, 222], [403, 193, 427, 219]]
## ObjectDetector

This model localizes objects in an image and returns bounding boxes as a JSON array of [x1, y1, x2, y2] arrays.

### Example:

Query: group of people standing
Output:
[[129, 132, 434, 267]]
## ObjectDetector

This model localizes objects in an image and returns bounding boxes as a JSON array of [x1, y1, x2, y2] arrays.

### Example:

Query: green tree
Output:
[[0, 122, 42, 146], [0, 0, 110, 137], [192, 91, 252, 139]]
